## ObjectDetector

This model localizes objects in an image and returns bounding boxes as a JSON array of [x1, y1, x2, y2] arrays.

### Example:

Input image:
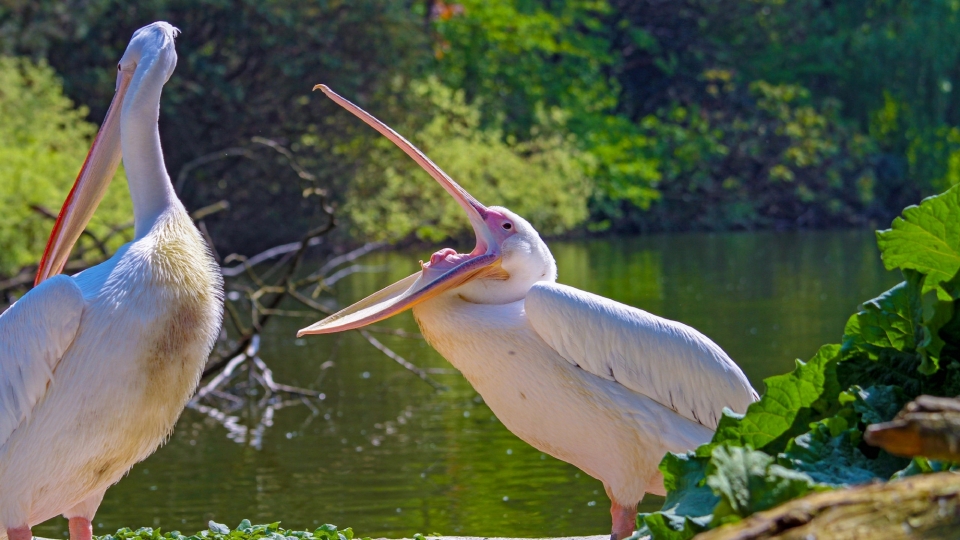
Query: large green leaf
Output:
[[713, 344, 841, 453], [844, 385, 908, 426], [877, 185, 960, 294], [641, 186, 960, 540], [779, 422, 907, 486], [842, 270, 956, 374], [842, 278, 917, 358], [706, 445, 821, 526], [636, 452, 716, 540]]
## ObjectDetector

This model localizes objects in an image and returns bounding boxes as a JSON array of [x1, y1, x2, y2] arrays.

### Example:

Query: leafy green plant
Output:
[[96, 520, 364, 540], [635, 185, 960, 539], [0, 56, 132, 275]]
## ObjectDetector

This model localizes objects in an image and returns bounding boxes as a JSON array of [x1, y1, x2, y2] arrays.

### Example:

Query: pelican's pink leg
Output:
[[8, 526, 33, 540], [64, 490, 103, 540], [610, 500, 637, 540], [68, 518, 92, 540]]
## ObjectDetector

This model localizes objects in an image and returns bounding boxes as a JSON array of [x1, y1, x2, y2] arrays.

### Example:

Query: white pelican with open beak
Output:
[[0, 23, 222, 540], [302, 86, 758, 539]]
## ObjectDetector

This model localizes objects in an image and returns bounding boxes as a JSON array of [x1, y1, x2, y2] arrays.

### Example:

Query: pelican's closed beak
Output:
[[34, 69, 132, 285], [297, 85, 502, 336]]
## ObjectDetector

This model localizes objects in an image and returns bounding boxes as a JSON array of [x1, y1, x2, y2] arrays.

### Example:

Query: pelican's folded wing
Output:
[[525, 282, 758, 429], [0, 275, 84, 446]]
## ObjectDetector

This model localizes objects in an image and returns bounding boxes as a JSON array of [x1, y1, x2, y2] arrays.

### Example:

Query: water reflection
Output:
[[34, 231, 899, 539]]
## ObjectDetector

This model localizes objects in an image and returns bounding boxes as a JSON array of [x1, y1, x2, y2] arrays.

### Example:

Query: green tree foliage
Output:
[[635, 186, 960, 539], [429, 0, 663, 227], [632, 78, 875, 230], [0, 56, 131, 275], [3, 1, 960, 253], [697, 0, 960, 215], [343, 78, 592, 242]]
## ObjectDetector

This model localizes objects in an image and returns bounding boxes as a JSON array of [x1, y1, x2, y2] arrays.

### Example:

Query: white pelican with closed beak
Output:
[[0, 23, 222, 540], [301, 86, 758, 540]]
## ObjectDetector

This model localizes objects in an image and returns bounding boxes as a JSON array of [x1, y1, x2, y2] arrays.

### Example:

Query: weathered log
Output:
[[694, 472, 960, 539], [865, 395, 960, 461]]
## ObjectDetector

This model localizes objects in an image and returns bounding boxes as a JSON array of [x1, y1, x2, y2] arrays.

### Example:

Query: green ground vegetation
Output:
[[1, 1, 959, 258], [633, 184, 960, 540], [96, 521, 364, 540]]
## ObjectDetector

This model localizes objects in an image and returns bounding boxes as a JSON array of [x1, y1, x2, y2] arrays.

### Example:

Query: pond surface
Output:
[[35, 230, 900, 539]]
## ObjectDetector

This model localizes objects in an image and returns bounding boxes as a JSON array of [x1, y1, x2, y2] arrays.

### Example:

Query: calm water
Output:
[[34, 231, 899, 539]]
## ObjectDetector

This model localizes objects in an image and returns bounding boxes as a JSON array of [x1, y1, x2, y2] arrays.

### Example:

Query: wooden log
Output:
[[864, 395, 960, 461], [694, 472, 960, 539]]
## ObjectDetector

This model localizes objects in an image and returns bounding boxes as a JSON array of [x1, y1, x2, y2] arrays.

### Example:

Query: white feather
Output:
[[525, 282, 758, 429], [0, 276, 84, 448]]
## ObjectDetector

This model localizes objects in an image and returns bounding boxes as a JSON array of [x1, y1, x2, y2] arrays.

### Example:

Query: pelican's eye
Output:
[[117, 64, 122, 72], [502, 222, 513, 230]]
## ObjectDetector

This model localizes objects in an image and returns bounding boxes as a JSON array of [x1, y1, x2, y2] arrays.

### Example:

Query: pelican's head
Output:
[[117, 22, 179, 86], [298, 86, 556, 337], [450, 205, 556, 305]]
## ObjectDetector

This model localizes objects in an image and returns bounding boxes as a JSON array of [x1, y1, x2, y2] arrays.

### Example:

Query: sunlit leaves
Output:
[[877, 185, 960, 294], [713, 345, 841, 453], [0, 57, 132, 275], [344, 78, 591, 242]]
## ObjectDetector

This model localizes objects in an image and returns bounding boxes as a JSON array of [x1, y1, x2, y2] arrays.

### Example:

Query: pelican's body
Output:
[[415, 292, 714, 500], [414, 283, 752, 506], [0, 23, 222, 540], [302, 86, 758, 539]]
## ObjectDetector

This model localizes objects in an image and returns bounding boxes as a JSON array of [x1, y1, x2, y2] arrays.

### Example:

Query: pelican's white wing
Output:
[[0, 275, 84, 446], [525, 282, 757, 429]]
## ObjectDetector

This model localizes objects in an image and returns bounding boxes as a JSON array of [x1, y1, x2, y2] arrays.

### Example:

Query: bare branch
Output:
[[251, 136, 318, 182], [175, 147, 251, 194], [190, 200, 231, 221], [358, 329, 447, 391], [312, 241, 387, 278], [221, 236, 324, 277]]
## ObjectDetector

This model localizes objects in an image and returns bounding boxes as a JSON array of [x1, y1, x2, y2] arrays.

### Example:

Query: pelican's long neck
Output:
[[120, 47, 180, 239]]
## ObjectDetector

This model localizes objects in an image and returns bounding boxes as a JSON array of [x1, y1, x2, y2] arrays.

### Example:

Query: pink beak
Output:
[[35, 69, 132, 285]]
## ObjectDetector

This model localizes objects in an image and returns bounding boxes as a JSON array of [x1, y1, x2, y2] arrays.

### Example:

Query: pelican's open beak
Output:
[[34, 69, 132, 286], [297, 85, 505, 336]]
